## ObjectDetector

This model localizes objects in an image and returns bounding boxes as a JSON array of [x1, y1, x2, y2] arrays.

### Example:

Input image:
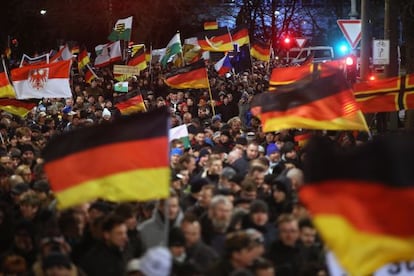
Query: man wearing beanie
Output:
[[242, 199, 277, 250], [265, 143, 281, 174]]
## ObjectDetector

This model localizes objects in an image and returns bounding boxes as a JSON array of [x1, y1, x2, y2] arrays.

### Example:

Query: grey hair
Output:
[[209, 195, 233, 210]]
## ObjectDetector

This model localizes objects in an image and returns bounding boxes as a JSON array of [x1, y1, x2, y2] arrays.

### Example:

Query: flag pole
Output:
[[206, 68, 216, 116], [266, 43, 272, 74]]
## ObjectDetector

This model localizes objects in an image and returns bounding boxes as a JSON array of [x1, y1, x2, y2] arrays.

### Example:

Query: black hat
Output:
[[168, 227, 186, 247], [11, 183, 30, 196], [221, 130, 231, 138], [42, 252, 71, 270], [18, 144, 35, 154], [33, 180, 50, 193], [89, 200, 113, 214], [235, 137, 248, 146], [249, 199, 269, 214], [271, 175, 292, 194], [229, 173, 245, 185], [190, 177, 209, 193], [281, 141, 295, 154], [198, 148, 210, 159]]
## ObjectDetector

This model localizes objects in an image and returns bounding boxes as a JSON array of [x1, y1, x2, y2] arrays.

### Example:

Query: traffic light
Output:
[[281, 35, 292, 49], [336, 42, 350, 57], [345, 55, 357, 84]]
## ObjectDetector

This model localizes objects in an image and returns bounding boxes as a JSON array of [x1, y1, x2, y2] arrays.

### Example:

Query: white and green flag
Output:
[[160, 33, 182, 68], [169, 124, 191, 149], [108, 16, 133, 41], [114, 81, 129, 93]]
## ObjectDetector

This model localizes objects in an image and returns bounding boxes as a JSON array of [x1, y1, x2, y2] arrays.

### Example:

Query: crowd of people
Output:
[[0, 57, 371, 276]]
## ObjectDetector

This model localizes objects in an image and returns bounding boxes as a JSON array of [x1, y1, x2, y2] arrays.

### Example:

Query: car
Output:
[[288, 46, 334, 64]]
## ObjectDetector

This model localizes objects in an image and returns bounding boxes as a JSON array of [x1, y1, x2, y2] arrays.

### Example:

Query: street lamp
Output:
[[40, 9, 47, 15]]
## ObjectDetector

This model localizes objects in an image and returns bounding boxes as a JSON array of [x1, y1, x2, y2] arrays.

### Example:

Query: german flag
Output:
[[0, 99, 37, 117], [77, 47, 90, 71], [43, 108, 170, 209], [294, 131, 312, 148], [231, 26, 250, 47], [353, 74, 414, 113], [128, 47, 147, 71], [164, 60, 209, 89], [204, 21, 218, 30], [250, 41, 271, 62], [71, 45, 80, 54], [269, 63, 317, 87], [251, 70, 368, 132], [84, 65, 97, 84], [197, 28, 233, 52], [145, 49, 151, 63], [299, 134, 414, 276], [269, 62, 340, 88], [114, 92, 147, 115], [0, 58, 16, 98]]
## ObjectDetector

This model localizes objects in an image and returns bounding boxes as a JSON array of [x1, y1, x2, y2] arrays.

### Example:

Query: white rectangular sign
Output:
[[373, 39, 390, 65]]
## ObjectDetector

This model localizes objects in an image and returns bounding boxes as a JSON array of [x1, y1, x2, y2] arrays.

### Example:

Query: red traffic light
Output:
[[345, 56, 354, 66], [283, 37, 291, 44]]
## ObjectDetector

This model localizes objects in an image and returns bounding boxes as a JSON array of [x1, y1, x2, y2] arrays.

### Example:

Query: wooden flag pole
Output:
[[206, 68, 216, 116]]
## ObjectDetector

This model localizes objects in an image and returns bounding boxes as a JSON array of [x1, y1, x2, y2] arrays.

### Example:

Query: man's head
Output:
[[207, 155, 223, 176], [224, 231, 257, 268], [158, 191, 181, 221], [208, 195, 233, 233], [246, 142, 259, 160], [299, 218, 317, 247], [277, 214, 300, 247], [180, 215, 201, 247], [249, 200, 269, 226], [101, 214, 128, 250]]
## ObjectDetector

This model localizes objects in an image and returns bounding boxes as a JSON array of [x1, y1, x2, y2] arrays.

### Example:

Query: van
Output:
[[288, 46, 334, 64]]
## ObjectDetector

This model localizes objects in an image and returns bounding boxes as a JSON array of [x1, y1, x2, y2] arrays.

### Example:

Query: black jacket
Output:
[[79, 242, 126, 276]]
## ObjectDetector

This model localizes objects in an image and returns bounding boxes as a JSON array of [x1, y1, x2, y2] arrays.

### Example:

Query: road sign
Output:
[[295, 37, 307, 48], [372, 39, 390, 65], [337, 19, 362, 49], [113, 65, 140, 75]]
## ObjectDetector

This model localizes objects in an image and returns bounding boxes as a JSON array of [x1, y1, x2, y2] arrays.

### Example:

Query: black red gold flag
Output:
[[300, 133, 414, 276], [114, 92, 147, 115], [251, 70, 368, 132], [164, 60, 209, 89], [42, 108, 170, 209]]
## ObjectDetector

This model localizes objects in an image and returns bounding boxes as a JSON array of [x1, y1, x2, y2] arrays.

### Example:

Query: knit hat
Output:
[[19, 144, 35, 154], [62, 106, 72, 114], [212, 114, 222, 123], [139, 246, 172, 276], [272, 175, 292, 194], [190, 177, 209, 193], [170, 147, 183, 157], [198, 148, 210, 158], [102, 108, 111, 120], [11, 183, 29, 196], [266, 143, 279, 155], [235, 137, 248, 146], [32, 180, 50, 193], [281, 141, 295, 154], [249, 199, 269, 214], [221, 166, 237, 180]]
